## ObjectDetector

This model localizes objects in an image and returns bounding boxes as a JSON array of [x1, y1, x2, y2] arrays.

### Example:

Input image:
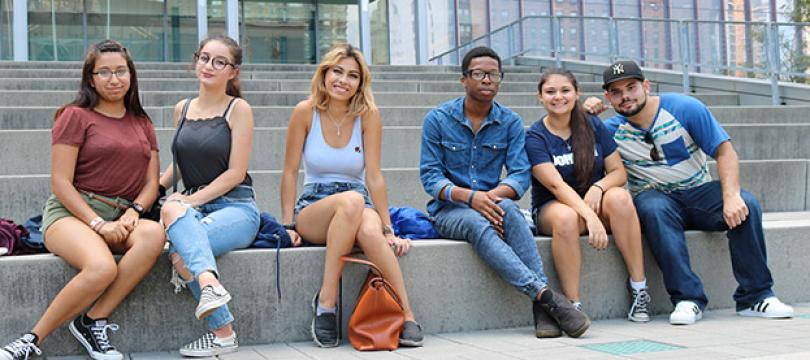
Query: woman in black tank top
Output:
[[158, 35, 258, 356]]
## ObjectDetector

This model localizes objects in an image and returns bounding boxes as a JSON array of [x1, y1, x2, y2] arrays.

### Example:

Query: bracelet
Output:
[[591, 183, 605, 192], [89, 216, 104, 230], [467, 190, 477, 207], [92, 220, 107, 233], [444, 185, 454, 203]]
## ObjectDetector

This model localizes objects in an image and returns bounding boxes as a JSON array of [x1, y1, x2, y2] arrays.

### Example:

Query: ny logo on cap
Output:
[[612, 64, 625, 75]]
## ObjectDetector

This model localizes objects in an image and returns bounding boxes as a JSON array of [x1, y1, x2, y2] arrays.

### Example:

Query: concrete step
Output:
[[1, 160, 807, 224], [1, 214, 807, 356], [0, 62, 544, 74], [0, 90, 739, 107], [2, 105, 809, 130], [0, 69, 564, 83], [1, 124, 808, 177], [0, 78, 615, 94]]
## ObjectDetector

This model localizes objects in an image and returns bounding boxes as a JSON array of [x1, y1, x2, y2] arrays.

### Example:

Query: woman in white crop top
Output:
[[280, 43, 423, 348]]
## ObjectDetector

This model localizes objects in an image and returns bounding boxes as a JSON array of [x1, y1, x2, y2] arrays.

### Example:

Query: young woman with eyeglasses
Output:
[[158, 34, 258, 357], [524, 68, 650, 325], [280, 43, 423, 348], [0, 40, 165, 360]]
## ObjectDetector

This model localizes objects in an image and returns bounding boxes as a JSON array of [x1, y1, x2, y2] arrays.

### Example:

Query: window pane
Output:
[[86, 0, 166, 62], [240, 1, 315, 64], [388, 0, 415, 64], [369, 0, 389, 64], [28, 0, 83, 61], [0, 0, 11, 60]]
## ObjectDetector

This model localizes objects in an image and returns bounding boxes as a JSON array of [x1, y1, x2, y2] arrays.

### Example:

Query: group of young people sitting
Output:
[[0, 39, 793, 360]]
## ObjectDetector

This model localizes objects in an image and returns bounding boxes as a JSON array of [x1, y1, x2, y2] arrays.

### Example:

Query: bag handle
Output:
[[339, 255, 404, 308]]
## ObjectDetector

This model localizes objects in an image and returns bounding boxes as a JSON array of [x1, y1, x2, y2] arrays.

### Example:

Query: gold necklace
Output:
[[324, 110, 348, 136]]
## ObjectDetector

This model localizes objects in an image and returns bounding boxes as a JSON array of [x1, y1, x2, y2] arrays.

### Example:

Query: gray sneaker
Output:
[[537, 289, 591, 338], [399, 321, 424, 347], [628, 287, 651, 322], [195, 284, 231, 320], [0, 334, 41, 360]]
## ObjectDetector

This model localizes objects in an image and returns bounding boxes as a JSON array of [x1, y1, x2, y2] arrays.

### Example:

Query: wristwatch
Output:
[[130, 202, 145, 215], [382, 225, 394, 236], [283, 222, 296, 230]]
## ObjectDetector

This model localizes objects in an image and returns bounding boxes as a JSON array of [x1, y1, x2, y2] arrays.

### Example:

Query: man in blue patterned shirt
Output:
[[419, 46, 590, 338], [584, 60, 794, 325]]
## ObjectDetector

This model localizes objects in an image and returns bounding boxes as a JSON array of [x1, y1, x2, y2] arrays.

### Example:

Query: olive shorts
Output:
[[41, 192, 129, 238]]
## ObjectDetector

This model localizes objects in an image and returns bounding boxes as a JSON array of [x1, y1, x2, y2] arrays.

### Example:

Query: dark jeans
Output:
[[633, 181, 774, 311]]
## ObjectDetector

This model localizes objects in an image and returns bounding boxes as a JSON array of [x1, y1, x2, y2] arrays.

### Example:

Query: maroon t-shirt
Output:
[[51, 106, 159, 201]]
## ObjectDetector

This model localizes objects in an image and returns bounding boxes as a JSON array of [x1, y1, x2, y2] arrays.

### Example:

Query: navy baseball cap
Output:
[[602, 60, 645, 90]]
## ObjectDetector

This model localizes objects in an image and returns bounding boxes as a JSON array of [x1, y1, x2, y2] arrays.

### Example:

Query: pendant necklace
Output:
[[325, 110, 347, 137]]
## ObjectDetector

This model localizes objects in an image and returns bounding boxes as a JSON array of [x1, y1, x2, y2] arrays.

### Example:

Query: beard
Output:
[[615, 95, 647, 117]]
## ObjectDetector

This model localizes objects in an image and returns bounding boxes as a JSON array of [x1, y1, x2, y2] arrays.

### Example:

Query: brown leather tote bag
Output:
[[341, 256, 406, 351]]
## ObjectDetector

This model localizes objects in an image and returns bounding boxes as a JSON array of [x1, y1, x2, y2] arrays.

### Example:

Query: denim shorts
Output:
[[294, 182, 373, 216]]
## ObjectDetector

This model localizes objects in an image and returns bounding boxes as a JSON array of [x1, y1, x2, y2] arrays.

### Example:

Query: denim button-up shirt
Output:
[[419, 96, 531, 215]]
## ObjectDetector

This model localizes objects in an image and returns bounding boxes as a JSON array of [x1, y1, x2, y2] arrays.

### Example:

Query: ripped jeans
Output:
[[166, 185, 260, 330]]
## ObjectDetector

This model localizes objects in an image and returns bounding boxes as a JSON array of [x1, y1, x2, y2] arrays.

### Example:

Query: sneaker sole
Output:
[[68, 322, 123, 360], [195, 292, 232, 320], [670, 313, 703, 325], [737, 310, 794, 318], [310, 292, 339, 348], [399, 338, 424, 347], [179, 345, 238, 357], [628, 314, 651, 323]]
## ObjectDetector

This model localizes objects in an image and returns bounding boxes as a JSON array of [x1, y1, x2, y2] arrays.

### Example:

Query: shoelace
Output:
[[629, 289, 650, 315], [3, 338, 42, 359], [90, 322, 120, 352], [170, 266, 192, 294]]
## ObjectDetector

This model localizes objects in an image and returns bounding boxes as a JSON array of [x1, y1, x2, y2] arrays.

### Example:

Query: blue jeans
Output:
[[167, 185, 260, 330], [633, 181, 774, 311], [432, 199, 548, 299]]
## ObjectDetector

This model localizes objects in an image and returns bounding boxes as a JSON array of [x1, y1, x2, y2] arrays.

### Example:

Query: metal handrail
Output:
[[428, 14, 809, 104]]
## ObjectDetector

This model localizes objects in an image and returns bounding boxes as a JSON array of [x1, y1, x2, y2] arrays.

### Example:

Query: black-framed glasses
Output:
[[92, 68, 129, 80], [464, 69, 503, 83], [195, 53, 235, 70], [643, 131, 661, 161]]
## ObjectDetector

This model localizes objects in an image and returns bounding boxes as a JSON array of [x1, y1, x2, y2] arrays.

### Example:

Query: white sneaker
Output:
[[669, 301, 703, 325], [737, 297, 794, 318]]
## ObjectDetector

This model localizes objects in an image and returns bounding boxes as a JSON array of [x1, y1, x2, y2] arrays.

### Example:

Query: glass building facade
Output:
[[0, 0, 796, 64]]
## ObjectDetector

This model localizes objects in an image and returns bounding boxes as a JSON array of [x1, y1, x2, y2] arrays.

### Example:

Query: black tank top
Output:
[[171, 98, 252, 190]]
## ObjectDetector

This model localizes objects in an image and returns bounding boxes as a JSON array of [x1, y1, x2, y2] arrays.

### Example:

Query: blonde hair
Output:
[[310, 43, 376, 116]]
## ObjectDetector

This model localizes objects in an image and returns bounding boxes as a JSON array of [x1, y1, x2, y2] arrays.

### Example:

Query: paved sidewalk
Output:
[[53, 303, 810, 360]]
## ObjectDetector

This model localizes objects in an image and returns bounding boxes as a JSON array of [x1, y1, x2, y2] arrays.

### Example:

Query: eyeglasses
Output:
[[643, 131, 661, 161], [464, 69, 503, 83], [93, 68, 129, 80], [195, 53, 235, 70]]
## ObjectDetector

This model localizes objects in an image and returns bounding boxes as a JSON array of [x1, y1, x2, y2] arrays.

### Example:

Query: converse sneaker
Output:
[[628, 287, 651, 322], [399, 321, 424, 347], [179, 332, 238, 357], [195, 284, 231, 320], [537, 289, 590, 338], [738, 296, 794, 318], [311, 291, 339, 348], [669, 300, 702, 325], [68, 315, 123, 360], [0, 333, 41, 360], [532, 299, 562, 338]]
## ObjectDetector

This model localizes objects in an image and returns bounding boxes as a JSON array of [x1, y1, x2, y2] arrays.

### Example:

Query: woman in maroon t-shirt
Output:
[[0, 40, 165, 360]]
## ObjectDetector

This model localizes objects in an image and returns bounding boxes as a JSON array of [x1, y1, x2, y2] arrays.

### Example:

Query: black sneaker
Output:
[[532, 300, 561, 338], [68, 315, 123, 360], [399, 321, 424, 347], [0, 333, 41, 360], [627, 284, 651, 323], [311, 291, 339, 348], [537, 289, 591, 338]]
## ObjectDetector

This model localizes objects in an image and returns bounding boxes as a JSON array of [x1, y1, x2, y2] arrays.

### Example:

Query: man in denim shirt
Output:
[[419, 47, 590, 338]]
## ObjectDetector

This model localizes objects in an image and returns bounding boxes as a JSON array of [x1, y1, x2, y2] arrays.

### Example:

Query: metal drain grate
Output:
[[581, 340, 686, 355]]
